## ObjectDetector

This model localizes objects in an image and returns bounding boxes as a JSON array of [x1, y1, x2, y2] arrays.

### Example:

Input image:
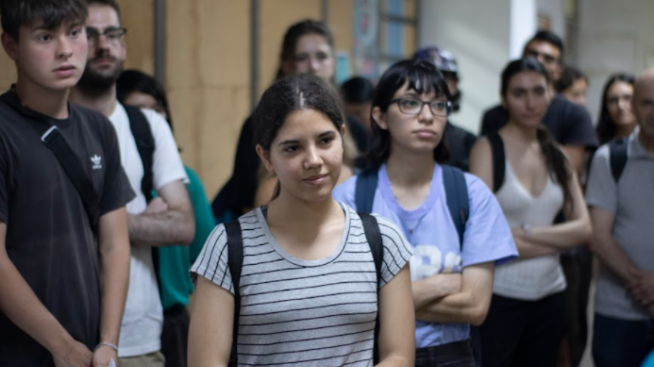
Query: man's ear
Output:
[[2, 32, 18, 61], [371, 106, 388, 130], [255, 145, 274, 173]]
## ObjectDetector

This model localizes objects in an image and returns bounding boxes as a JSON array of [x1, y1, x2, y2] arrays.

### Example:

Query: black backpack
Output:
[[123, 105, 156, 201], [608, 137, 629, 182], [223, 212, 384, 367]]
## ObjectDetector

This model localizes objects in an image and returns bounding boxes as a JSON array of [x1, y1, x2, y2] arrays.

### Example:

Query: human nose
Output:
[[57, 36, 73, 60], [418, 102, 435, 123], [303, 145, 323, 169]]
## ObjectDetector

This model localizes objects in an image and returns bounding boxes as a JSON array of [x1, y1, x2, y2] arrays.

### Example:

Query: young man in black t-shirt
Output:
[[0, 1, 134, 366]]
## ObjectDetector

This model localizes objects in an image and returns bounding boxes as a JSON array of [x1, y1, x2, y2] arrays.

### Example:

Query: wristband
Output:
[[94, 342, 119, 353], [521, 223, 531, 238]]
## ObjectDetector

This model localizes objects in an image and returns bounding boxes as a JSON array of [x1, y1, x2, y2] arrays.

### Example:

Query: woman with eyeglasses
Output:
[[470, 58, 591, 367], [333, 59, 517, 366]]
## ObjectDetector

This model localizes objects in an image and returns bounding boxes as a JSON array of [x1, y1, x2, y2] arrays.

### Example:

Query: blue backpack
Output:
[[354, 165, 470, 248]]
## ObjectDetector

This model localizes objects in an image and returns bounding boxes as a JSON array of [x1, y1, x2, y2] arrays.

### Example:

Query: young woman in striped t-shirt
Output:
[[188, 74, 415, 367]]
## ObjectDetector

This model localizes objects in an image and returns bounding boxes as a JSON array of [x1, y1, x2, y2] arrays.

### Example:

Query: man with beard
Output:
[[70, 1, 195, 366]]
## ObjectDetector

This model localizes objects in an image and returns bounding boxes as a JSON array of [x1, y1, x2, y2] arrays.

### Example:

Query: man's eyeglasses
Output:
[[391, 98, 451, 117], [86, 27, 127, 45]]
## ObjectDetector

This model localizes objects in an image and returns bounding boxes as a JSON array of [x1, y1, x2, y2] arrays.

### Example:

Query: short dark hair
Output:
[[252, 73, 345, 152], [86, 0, 120, 16], [117, 69, 173, 130], [340, 77, 374, 104], [526, 30, 565, 56], [555, 65, 588, 93], [1, 0, 88, 41], [596, 73, 636, 144], [365, 59, 451, 169], [274, 19, 334, 81]]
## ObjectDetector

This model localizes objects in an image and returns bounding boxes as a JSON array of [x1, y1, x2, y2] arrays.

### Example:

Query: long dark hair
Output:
[[252, 74, 345, 199], [116, 69, 173, 129], [274, 19, 334, 81], [596, 73, 636, 145], [365, 59, 451, 169], [502, 58, 573, 210]]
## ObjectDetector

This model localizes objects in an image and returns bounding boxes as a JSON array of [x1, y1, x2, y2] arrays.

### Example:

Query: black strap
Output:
[[487, 132, 506, 193], [442, 165, 469, 249], [42, 127, 101, 232], [124, 105, 155, 202], [609, 137, 629, 182], [359, 213, 383, 365], [225, 220, 243, 367], [0, 92, 100, 233], [355, 169, 379, 214]]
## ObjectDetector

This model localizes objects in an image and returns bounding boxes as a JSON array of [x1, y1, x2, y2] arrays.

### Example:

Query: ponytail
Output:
[[536, 126, 573, 211]]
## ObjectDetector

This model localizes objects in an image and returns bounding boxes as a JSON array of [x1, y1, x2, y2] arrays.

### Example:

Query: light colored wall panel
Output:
[[118, 0, 154, 74], [166, 0, 250, 196]]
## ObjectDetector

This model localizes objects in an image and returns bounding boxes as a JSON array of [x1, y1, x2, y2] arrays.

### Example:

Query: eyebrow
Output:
[[276, 130, 336, 146]]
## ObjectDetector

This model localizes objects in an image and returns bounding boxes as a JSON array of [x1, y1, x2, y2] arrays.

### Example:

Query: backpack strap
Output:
[[0, 92, 100, 233], [442, 165, 469, 249], [42, 126, 101, 233], [124, 105, 156, 202], [358, 212, 383, 365], [355, 169, 379, 213], [225, 219, 243, 367], [487, 132, 506, 193], [609, 137, 629, 182]]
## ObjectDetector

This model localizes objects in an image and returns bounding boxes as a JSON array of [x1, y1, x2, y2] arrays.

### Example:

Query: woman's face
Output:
[[373, 81, 448, 156], [288, 34, 335, 82], [258, 109, 343, 203], [563, 78, 588, 106], [502, 71, 551, 129], [605, 81, 635, 128], [123, 91, 168, 120]]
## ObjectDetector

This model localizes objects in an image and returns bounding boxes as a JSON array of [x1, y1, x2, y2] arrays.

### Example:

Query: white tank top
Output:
[[493, 160, 566, 300]]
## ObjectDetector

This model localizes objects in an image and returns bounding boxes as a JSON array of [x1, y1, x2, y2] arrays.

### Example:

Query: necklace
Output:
[[404, 209, 430, 243]]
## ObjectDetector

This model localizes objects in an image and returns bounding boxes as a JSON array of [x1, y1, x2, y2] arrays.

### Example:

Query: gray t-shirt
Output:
[[586, 129, 654, 320], [191, 204, 413, 366]]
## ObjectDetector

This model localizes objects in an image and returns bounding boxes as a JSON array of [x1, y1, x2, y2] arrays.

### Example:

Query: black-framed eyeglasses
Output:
[[86, 27, 127, 44], [391, 98, 451, 117]]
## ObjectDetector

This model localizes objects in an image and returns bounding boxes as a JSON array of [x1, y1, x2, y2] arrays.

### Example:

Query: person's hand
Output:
[[92, 344, 118, 367], [629, 272, 654, 307], [144, 197, 168, 215], [52, 339, 93, 367]]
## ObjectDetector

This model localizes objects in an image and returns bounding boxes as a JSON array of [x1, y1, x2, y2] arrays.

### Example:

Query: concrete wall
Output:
[[419, 0, 514, 134], [577, 0, 654, 122]]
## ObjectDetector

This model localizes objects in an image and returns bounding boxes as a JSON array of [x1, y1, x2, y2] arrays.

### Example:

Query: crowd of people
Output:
[[0, 0, 652, 367]]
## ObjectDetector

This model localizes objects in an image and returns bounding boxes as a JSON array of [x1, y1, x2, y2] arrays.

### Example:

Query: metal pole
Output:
[[154, 0, 166, 86], [250, 0, 260, 110], [322, 0, 329, 25]]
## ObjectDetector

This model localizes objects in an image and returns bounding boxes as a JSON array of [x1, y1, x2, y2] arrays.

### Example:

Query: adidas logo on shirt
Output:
[[91, 155, 102, 170]]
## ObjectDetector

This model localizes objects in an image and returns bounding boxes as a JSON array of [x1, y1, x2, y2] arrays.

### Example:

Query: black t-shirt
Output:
[[443, 121, 478, 172], [480, 95, 599, 148], [0, 91, 134, 365]]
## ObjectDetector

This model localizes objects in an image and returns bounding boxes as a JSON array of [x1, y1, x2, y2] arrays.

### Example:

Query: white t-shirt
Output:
[[109, 103, 188, 357]]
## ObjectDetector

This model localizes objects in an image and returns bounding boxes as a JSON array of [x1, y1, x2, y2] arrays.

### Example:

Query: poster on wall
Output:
[[353, 0, 379, 79]]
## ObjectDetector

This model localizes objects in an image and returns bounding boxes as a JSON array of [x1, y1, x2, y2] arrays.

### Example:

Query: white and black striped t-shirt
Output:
[[191, 203, 413, 367]]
